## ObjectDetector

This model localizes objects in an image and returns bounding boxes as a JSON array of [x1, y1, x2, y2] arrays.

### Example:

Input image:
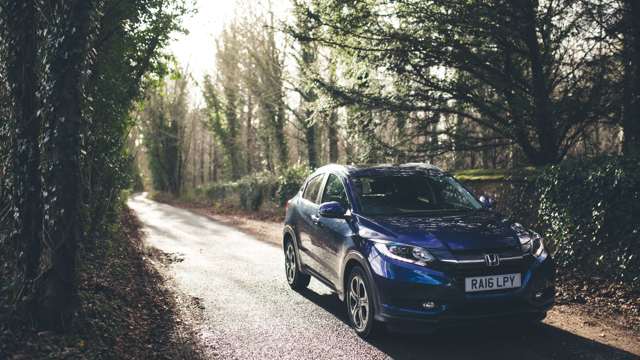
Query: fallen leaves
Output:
[[0, 207, 205, 359]]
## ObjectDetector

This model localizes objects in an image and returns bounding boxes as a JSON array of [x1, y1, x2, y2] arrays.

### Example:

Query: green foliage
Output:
[[291, 0, 621, 165], [237, 174, 278, 212], [276, 165, 313, 206], [202, 166, 312, 211], [461, 172, 542, 229], [82, 0, 189, 238], [204, 172, 276, 212], [141, 68, 190, 196], [202, 14, 292, 179], [537, 156, 640, 287], [461, 158, 639, 288]]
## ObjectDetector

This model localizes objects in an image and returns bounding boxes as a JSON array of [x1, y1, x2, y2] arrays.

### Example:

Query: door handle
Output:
[[310, 214, 321, 226]]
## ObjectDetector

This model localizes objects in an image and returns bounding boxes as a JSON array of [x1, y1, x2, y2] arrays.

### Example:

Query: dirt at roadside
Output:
[[166, 200, 640, 357], [0, 208, 206, 360]]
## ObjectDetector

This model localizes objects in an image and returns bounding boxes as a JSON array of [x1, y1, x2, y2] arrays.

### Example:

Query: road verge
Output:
[[0, 207, 205, 359]]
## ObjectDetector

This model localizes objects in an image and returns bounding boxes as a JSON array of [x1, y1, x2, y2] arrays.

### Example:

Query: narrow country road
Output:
[[128, 194, 639, 360]]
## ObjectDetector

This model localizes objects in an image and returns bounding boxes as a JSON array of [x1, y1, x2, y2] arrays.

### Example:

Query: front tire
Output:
[[284, 240, 310, 290], [346, 266, 383, 339]]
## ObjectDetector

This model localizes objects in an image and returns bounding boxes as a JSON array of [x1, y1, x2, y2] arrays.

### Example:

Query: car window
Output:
[[302, 174, 324, 203], [352, 173, 482, 216], [321, 174, 350, 209]]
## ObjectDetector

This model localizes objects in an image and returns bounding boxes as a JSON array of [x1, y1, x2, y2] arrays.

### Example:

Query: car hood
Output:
[[357, 210, 519, 252]]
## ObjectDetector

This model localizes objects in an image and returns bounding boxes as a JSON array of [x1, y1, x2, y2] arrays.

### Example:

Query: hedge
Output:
[[198, 165, 312, 212], [462, 156, 640, 288], [536, 156, 640, 286]]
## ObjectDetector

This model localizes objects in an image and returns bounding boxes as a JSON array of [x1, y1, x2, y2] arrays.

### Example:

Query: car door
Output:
[[296, 173, 326, 273], [317, 173, 354, 284]]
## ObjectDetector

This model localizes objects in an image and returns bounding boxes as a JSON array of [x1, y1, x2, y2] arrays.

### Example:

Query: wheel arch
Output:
[[340, 251, 381, 317], [283, 225, 298, 249], [283, 225, 304, 271]]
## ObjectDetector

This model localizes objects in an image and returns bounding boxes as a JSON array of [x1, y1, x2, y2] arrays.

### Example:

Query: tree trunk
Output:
[[304, 116, 318, 168], [327, 110, 339, 163], [212, 142, 219, 182], [622, 0, 640, 156], [6, 0, 42, 288], [518, 0, 559, 165], [274, 103, 289, 171], [200, 128, 206, 185], [38, 0, 93, 332], [245, 95, 253, 173], [326, 56, 339, 163], [224, 102, 242, 180], [209, 138, 215, 182]]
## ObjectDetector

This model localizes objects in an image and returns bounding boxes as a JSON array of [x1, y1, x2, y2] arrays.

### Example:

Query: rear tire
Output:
[[346, 266, 384, 339], [284, 240, 310, 290]]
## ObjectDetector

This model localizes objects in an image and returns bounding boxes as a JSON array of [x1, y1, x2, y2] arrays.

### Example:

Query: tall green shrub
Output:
[[537, 156, 640, 287], [275, 165, 312, 206], [200, 165, 311, 211]]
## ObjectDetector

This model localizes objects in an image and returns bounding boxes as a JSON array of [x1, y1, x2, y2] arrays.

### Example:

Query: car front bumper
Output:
[[367, 251, 555, 331]]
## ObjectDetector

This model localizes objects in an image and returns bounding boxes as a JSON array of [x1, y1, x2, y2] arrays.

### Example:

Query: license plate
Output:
[[465, 273, 521, 292]]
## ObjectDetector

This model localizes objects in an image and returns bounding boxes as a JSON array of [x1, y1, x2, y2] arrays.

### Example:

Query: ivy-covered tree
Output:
[[621, 0, 640, 156], [290, 1, 320, 168], [141, 69, 191, 195], [203, 25, 245, 180], [32, 0, 96, 331], [2, 0, 43, 304], [0, 0, 188, 332], [246, 14, 290, 171], [84, 0, 187, 238]]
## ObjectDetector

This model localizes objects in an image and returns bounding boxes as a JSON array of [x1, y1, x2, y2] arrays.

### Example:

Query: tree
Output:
[[0, 0, 188, 331], [581, 0, 640, 157], [141, 69, 191, 195], [621, 0, 640, 155], [246, 13, 290, 171], [325, 58, 339, 163], [84, 0, 187, 238], [292, 0, 619, 165], [37, 0, 95, 331], [1, 0, 42, 305], [203, 25, 244, 180], [291, 1, 320, 168]]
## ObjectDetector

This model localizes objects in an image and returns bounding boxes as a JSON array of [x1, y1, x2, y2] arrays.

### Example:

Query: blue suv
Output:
[[282, 164, 554, 338]]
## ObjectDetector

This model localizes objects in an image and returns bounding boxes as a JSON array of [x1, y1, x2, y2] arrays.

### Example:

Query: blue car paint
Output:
[[283, 164, 554, 330]]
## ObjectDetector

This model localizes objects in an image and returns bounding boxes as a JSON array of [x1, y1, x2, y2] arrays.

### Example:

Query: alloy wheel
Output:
[[285, 243, 296, 284], [348, 274, 370, 332]]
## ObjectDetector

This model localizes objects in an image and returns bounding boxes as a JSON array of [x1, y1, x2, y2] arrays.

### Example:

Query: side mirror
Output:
[[319, 201, 348, 219], [479, 195, 495, 209]]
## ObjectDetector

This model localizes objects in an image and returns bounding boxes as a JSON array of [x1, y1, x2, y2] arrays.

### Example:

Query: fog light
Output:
[[422, 301, 436, 309]]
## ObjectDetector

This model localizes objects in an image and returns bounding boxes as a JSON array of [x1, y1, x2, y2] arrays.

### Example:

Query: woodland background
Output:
[[0, 0, 638, 348]]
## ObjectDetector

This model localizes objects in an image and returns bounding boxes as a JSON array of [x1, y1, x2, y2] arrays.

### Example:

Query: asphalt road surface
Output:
[[128, 194, 639, 360]]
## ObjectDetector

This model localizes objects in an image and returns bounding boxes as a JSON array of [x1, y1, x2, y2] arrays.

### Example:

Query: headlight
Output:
[[373, 241, 435, 265], [512, 223, 546, 259]]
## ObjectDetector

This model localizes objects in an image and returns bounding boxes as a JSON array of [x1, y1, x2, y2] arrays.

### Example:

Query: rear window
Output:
[[302, 174, 324, 203]]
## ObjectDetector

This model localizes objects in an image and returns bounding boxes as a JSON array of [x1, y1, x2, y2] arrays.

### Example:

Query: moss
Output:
[[453, 167, 540, 181]]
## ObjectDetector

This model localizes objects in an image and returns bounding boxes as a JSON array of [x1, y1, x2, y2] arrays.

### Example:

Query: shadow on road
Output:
[[297, 288, 638, 360]]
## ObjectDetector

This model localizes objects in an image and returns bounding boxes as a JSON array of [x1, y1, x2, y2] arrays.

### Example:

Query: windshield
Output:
[[352, 173, 482, 216]]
